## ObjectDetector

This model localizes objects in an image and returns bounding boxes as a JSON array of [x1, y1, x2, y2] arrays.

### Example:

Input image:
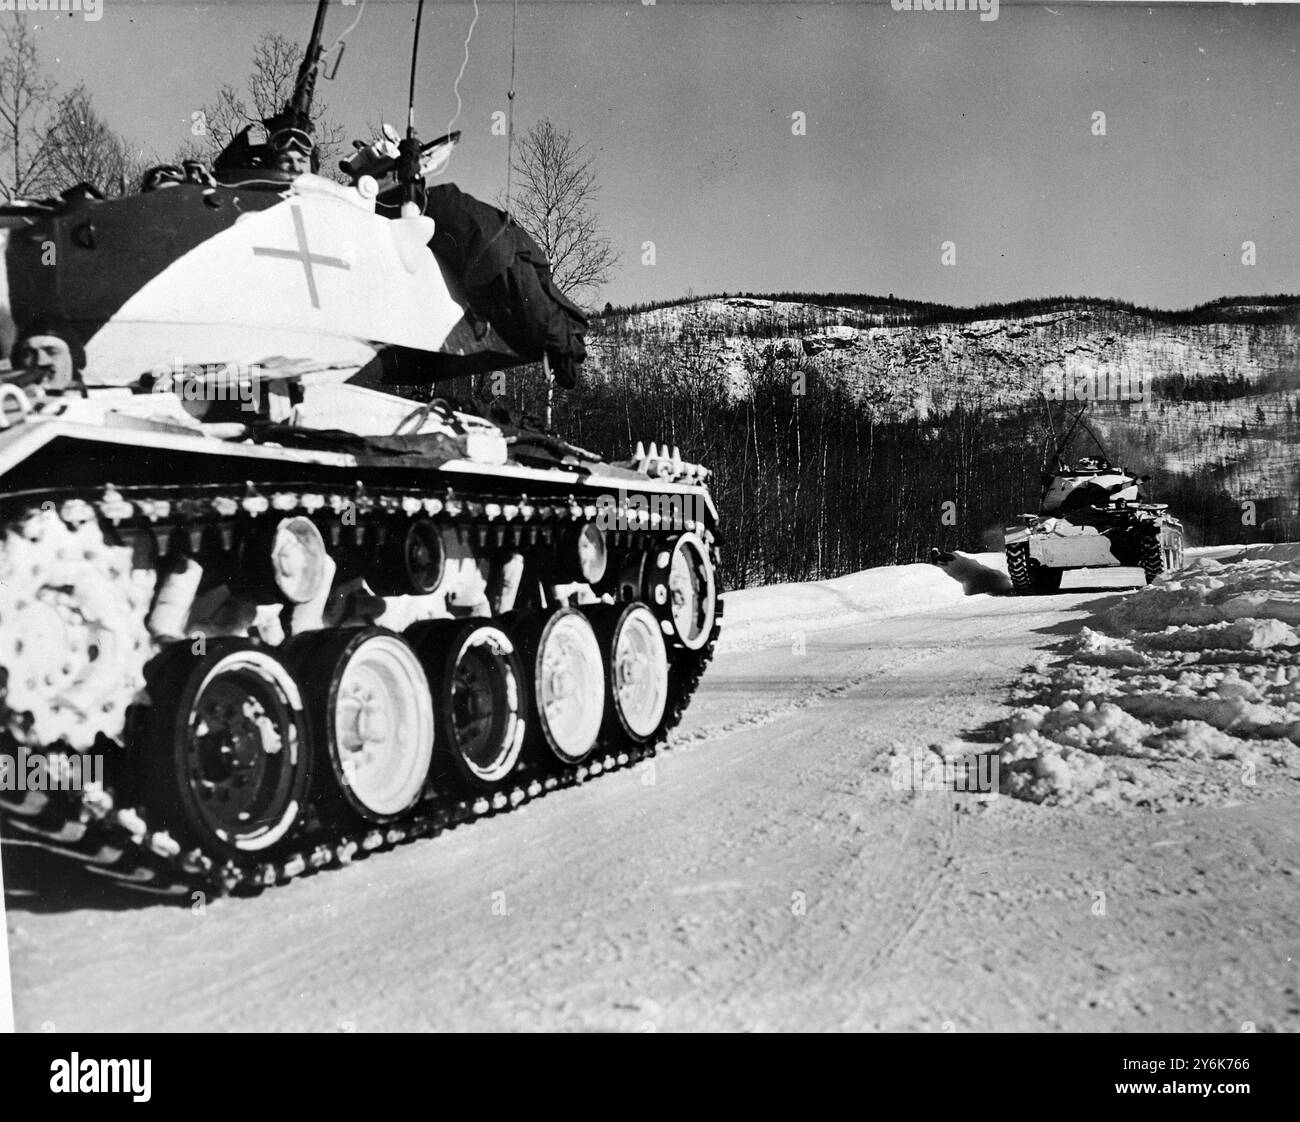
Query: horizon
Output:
[[597, 288, 1300, 316], [16, 1, 1300, 311]]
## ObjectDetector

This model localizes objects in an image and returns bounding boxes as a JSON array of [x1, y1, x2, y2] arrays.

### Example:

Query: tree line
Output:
[[601, 292, 1300, 329], [440, 348, 1049, 588]]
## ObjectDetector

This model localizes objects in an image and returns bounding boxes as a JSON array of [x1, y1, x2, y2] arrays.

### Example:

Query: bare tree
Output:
[[0, 20, 58, 200], [46, 84, 145, 196], [507, 120, 620, 303], [196, 31, 347, 179], [168, 136, 212, 167]]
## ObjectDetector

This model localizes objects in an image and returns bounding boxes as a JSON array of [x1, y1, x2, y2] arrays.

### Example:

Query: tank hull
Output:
[[1005, 506, 1184, 594], [0, 407, 722, 896]]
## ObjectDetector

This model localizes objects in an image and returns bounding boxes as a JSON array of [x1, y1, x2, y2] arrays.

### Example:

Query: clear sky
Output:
[[22, 0, 1300, 309]]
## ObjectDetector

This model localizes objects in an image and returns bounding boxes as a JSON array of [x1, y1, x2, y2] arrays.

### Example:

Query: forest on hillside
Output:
[[431, 340, 1288, 590], [601, 292, 1300, 329]]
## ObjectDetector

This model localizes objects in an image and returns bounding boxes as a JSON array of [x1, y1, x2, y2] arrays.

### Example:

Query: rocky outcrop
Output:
[[589, 299, 1299, 426]]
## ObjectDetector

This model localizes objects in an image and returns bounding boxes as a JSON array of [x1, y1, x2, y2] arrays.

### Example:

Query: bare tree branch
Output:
[[505, 119, 620, 304], [0, 20, 59, 200], [45, 84, 143, 196]]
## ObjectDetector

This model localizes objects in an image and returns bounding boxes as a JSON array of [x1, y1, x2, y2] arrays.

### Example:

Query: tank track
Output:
[[0, 477, 722, 899], [1139, 520, 1183, 583], [1, 707, 708, 900], [1006, 540, 1034, 595]]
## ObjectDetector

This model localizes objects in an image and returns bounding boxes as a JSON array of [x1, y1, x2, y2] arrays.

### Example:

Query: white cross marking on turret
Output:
[[252, 204, 350, 309]]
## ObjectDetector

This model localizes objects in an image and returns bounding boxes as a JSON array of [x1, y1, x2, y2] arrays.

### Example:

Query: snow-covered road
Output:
[[5, 572, 1298, 1032]]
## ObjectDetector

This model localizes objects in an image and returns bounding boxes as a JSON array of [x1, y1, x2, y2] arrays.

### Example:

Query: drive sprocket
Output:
[[0, 506, 155, 749]]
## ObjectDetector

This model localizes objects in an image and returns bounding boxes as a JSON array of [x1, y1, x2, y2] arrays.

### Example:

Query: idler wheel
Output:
[[285, 628, 434, 822], [648, 532, 717, 650], [585, 603, 669, 744], [510, 608, 606, 765], [143, 640, 310, 860], [406, 620, 525, 790]]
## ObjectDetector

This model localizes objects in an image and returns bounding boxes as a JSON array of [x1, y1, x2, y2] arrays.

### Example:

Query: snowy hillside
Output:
[[589, 295, 1300, 545], [592, 296, 1299, 418]]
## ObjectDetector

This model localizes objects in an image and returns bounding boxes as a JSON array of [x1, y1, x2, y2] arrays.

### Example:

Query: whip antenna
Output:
[[408, 0, 426, 137], [505, 0, 518, 211], [399, 0, 428, 215]]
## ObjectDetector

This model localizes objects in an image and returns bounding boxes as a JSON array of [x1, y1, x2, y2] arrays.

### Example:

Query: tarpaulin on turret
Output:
[[415, 184, 588, 387]]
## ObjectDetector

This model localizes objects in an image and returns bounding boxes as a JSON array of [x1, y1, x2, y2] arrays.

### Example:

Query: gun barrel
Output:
[[289, 0, 331, 124]]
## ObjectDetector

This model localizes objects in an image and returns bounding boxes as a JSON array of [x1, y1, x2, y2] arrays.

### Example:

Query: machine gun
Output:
[[282, 0, 332, 136], [210, 0, 337, 176]]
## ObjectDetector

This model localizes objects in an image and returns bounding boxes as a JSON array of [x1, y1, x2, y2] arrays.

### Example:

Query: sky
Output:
[[20, 0, 1300, 309]]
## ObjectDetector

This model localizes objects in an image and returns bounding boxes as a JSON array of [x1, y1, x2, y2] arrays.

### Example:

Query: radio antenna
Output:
[[399, 0, 428, 214]]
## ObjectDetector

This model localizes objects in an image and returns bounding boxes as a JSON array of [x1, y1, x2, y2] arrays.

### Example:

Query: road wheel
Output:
[[587, 603, 669, 745], [143, 640, 310, 860], [285, 628, 434, 823], [513, 609, 606, 765], [407, 620, 525, 790]]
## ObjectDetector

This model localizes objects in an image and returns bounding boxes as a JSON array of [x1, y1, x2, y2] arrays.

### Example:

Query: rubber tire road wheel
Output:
[[283, 627, 435, 824], [405, 619, 525, 792], [142, 639, 311, 863], [584, 602, 669, 746], [508, 609, 606, 766]]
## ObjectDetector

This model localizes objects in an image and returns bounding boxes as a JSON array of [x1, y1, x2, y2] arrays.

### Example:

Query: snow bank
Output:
[[718, 551, 1006, 653], [996, 543, 1300, 808]]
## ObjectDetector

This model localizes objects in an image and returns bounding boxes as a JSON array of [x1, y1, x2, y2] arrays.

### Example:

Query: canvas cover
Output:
[[423, 183, 589, 385]]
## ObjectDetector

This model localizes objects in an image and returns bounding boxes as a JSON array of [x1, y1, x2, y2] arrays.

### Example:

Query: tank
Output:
[[1004, 405, 1183, 594], [0, 2, 722, 896]]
